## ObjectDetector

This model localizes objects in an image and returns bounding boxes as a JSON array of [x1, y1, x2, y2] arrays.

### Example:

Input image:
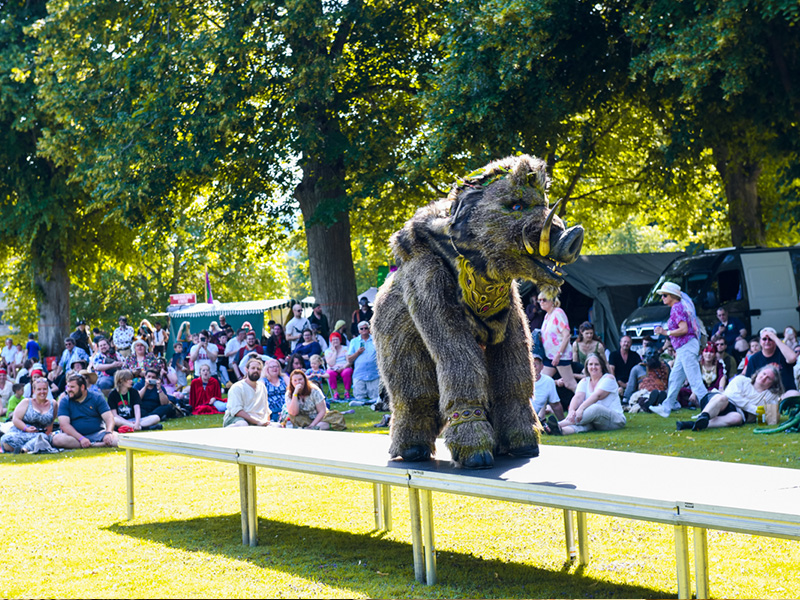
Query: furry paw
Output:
[[508, 443, 539, 458], [446, 419, 496, 469], [398, 445, 432, 462]]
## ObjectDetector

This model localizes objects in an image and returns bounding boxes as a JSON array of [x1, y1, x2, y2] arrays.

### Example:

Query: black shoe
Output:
[[692, 413, 710, 431], [676, 421, 693, 431], [545, 415, 563, 436]]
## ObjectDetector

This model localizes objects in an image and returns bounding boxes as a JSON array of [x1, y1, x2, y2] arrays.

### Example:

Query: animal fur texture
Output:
[[372, 155, 584, 468]]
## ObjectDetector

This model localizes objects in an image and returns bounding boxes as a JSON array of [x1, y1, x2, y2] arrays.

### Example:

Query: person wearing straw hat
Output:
[[653, 281, 708, 418]]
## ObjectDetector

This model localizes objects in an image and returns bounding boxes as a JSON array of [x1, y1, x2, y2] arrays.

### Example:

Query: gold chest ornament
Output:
[[456, 255, 509, 318]]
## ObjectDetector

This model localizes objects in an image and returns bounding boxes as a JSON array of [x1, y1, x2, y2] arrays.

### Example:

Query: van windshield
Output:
[[643, 255, 718, 306]]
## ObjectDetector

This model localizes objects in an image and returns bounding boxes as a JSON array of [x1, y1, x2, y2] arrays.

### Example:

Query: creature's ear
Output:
[[449, 188, 483, 234]]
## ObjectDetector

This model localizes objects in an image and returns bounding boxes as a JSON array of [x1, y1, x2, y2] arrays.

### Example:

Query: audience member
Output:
[[285, 304, 310, 350], [152, 321, 169, 357], [711, 335, 738, 379], [124, 339, 159, 384], [350, 297, 373, 337], [1, 338, 17, 378], [170, 342, 191, 389], [713, 307, 747, 355], [294, 329, 322, 368], [90, 338, 123, 390], [347, 321, 380, 405], [136, 319, 155, 351], [70, 319, 91, 354], [2, 382, 25, 423], [325, 332, 352, 401], [25, 366, 56, 400], [0, 367, 12, 412], [677, 366, 783, 431], [309, 323, 328, 352], [52, 374, 117, 449], [264, 323, 290, 367], [539, 293, 577, 392], [281, 369, 332, 429], [223, 357, 270, 427], [226, 328, 248, 380], [783, 326, 800, 353], [12, 343, 24, 375], [235, 330, 265, 375], [544, 353, 625, 436], [308, 303, 330, 340], [135, 368, 181, 425], [699, 342, 727, 395], [738, 336, 761, 372], [652, 282, 707, 418], [525, 296, 545, 331], [113, 316, 136, 358], [108, 370, 159, 431], [189, 330, 218, 377], [608, 335, 641, 395], [306, 354, 328, 390], [261, 358, 289, 422], [175, 321, 192, 357], [744, 327, 800, 399], [189, 364, 225, 414], [531, 353, 563, 421], [284, 353, 306, 375], [572, 321, 606, 374], [50, 338, 89, 390], [25, 333, 40, 362], [332, 319, 349, 345], [1, 379, 56, 453], [625, 338, 670, 411]]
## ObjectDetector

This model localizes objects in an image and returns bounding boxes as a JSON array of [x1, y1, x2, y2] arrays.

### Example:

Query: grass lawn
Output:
[[2, 406, 799, 598]]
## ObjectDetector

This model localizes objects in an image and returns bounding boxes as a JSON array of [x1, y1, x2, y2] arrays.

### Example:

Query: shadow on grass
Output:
[[107, 515, 674, 598]]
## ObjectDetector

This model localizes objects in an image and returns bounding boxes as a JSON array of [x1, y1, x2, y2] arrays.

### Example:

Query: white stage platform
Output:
[[119, 427, 800, 599]]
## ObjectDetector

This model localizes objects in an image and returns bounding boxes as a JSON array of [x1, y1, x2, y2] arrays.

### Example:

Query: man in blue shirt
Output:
[[347, 321, 380, 405], [52, 373, 117, 449]]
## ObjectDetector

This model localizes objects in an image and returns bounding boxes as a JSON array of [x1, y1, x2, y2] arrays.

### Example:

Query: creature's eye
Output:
[[510, 203, 523, 212]]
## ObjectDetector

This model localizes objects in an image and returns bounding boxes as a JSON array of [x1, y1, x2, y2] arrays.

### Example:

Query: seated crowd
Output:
[[0, 300, 379, 452], [528, 289, 800, 436]]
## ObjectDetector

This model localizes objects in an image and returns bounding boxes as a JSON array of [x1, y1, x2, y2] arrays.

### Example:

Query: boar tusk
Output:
[[538, 197, 564, 257]]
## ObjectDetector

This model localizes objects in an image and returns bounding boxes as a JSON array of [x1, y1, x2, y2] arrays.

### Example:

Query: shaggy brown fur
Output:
[[372, 155, 584, 468]]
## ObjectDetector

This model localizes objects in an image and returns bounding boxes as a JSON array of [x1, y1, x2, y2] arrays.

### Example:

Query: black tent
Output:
[[521, 252, 684, 351]]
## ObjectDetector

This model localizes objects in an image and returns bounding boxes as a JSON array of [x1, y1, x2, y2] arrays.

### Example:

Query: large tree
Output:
[[423, 0, 800, 248], [35, 0, 445, 325], [0, 0, 132, 355]]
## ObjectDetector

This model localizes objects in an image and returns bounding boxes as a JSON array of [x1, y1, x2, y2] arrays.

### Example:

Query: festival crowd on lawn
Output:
[[3, 280, 799, 453], [0, 298, 382, 453]]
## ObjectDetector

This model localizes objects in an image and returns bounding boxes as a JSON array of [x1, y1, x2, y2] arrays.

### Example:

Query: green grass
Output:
[[2, 407, 800, 598]]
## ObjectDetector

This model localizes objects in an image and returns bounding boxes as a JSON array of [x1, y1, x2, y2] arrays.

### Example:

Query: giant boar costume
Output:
[[372, 155, 584, 468]]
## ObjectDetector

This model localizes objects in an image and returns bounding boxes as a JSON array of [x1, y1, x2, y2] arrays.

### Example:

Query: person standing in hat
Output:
[[113, 316, 136, 358], [70, 319, 91, 354], [653, 281, 708, 418], [350, 297, 373, 337]]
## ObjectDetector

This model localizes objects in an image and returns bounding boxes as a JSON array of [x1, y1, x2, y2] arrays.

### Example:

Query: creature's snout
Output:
[[550, 225, 583, 264]]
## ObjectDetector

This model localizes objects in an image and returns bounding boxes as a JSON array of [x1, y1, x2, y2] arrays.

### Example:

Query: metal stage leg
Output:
[[576, 511, 589, 565], [373, 484, 383, 530], [693, 527, 709, 599], [420, 489, 436, 585], [239, 465, 249, 546], [126, 449, 134, 521], [674, 525, 691, 599], [381, 484, 392, 531], [408, 488, 425, 583], [563, 509, 577, 562], [247, 465, 258, 546]]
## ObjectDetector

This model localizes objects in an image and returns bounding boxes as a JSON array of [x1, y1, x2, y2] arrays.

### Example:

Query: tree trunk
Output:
[[295, 158, 358, 328], [33, 249, 70, 359], [712, 142, 766, 247]]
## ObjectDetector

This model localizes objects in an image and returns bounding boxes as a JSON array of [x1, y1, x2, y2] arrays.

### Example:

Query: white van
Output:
[[620, 247, 800, 351]]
